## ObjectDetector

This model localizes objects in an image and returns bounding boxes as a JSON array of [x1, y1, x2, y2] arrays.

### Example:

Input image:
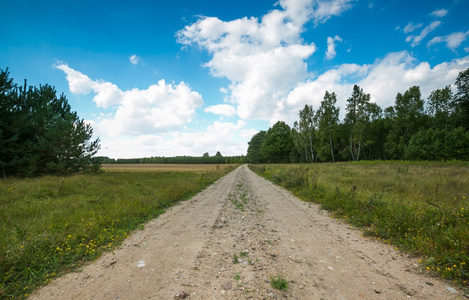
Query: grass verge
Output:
[[0, 165, 235, 299], [249, 162, 468, 286]]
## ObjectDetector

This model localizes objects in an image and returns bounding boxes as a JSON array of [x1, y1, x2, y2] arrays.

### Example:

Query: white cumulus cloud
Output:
[[177, 0, 468, 127], [325, 35, 343, 60], [55, 0, 469, 159], [97, 120, 251, 158], [205, 104, 237, 117], [56, 64, 203, 136], [56, 64, 123, 108], [177, 0, 354, 122], [55, 64, 95, 94], [282, 52, 469, 123], [219, 87, 228, 94]]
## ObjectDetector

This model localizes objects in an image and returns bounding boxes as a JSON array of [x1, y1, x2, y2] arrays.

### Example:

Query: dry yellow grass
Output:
[[101, 164, 238, 173]]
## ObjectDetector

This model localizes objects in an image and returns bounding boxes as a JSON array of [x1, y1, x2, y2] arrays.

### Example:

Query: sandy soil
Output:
[[30, 165, 465, 299]]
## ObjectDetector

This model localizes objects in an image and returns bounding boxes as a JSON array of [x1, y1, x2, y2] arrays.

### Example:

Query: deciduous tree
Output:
[[344, 85, 379, 161], [315, 91, 340, 162], [294, 104, 316, 163], [426, 85, 454, 130], [261, 121, 293, 163], [454, 67, 469, 130], [247, 131, 266, 164], [385, 86, 425, 159]]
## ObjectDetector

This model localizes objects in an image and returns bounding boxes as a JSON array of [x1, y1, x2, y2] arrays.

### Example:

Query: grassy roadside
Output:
[[0, 165, 236, 299], [249, 162, 469, 286]]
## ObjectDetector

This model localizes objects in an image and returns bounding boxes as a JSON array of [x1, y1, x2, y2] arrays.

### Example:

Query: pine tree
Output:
[[0, 68, 101, 177]]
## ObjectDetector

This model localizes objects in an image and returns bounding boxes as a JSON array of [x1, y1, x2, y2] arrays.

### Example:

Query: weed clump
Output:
[[270, 275, 289, 291]]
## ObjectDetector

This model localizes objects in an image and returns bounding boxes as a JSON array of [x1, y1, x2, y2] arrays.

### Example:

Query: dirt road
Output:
[[31, 165, 463, 299]]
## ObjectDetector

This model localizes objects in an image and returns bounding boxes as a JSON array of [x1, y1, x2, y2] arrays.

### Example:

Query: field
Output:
[[249, 162, 469, 286], [0, 164, 236, 299], [2, 162, 468, 298], [101, 163, 237, 172], [29, 164, 465, 299]]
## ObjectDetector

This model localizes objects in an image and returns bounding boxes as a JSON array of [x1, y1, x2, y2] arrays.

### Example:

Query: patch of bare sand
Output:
[[30, 165, 464, 299]]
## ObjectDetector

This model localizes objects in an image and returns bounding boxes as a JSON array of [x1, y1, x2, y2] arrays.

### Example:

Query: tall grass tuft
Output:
[[0, 166, 234, 299], [250, 162, 469, 286]]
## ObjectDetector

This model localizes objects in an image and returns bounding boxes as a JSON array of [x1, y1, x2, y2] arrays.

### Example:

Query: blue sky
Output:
[[1, 0, 468, 158]]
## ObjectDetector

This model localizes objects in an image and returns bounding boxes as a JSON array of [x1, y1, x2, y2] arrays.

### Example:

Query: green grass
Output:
[[270, 275, 289, 291], [230, 178, 248, 211], [240, 251, 248, 257], [230, 196, 244, 211], [249, 162, 469, 286], [240, 193, 248, 204], [0, 166, 235, 299]]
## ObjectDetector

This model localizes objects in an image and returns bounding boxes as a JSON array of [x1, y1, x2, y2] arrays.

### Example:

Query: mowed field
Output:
[[101, 163, 238, 172], [0, 164, 236, 299]]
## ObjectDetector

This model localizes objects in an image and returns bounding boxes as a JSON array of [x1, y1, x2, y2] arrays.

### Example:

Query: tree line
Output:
[[0, 68, 101, 177], [97, 152, 246, 165], [247, 68, 469, 163]]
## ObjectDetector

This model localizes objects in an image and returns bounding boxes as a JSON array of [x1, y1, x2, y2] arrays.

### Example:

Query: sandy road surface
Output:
[[31, 165, 464, 299]]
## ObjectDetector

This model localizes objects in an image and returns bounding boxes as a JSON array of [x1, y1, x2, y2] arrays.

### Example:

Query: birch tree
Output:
[[295, 104, 316, 163], [316, 91, 340, 162], [455, 67, 469, 130], [344, 85, 381, 161], [426, 85, 454, 130]]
